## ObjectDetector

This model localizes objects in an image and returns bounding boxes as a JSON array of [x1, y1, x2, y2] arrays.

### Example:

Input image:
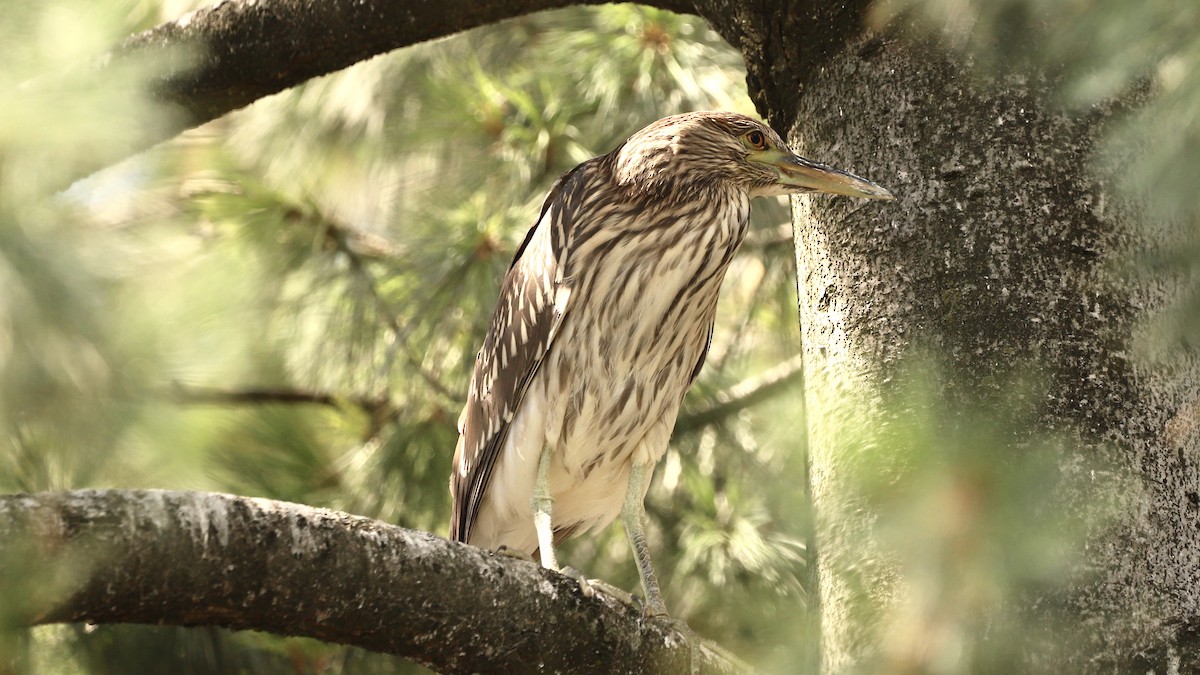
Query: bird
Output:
[[449, 111, 893, 617]]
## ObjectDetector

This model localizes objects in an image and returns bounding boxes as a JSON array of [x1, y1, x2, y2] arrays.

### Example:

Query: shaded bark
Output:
[[681, 0, 874, 137], [0, 490, 740, 674], [752, 11, 1200, 673]]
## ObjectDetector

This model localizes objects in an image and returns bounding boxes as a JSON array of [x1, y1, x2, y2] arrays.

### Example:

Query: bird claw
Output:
[[557, 566, 595, 598], [657, 618, 744, 675], [553, 569, 651, 611], [548, 569, 740, 672], [586, 577, 642, 609], [660, 617, 700, 644]]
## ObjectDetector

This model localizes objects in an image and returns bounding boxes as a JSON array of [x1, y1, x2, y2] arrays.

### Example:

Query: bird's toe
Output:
[[557, 566, 596, 598]]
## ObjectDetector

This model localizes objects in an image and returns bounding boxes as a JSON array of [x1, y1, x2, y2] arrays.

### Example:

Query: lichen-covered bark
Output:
[[746, 14, 1200, 672], [0, 490, 739, 674]]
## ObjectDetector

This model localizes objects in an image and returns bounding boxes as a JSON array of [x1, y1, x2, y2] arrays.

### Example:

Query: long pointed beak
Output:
[[774, 154, 895, 200]]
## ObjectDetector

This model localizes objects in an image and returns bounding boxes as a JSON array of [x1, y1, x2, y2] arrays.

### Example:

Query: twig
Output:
[[169, 383, 390, 418], [322, 219, 459, 406], [675, 353, 806, 434]]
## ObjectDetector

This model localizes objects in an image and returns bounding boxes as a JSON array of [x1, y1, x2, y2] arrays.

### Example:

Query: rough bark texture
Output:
[[0, 490, 739, 674], [745, 10, 1200, 672]]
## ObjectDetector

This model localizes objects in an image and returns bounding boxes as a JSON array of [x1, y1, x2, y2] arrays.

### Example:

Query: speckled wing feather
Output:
[[449, 163, 589, 544], [689, 321, 715, 387]]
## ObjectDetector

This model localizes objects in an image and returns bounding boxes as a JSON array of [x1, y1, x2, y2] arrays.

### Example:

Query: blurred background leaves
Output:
[[1, 1, 804, 672], [1, 0, 1196, 673]]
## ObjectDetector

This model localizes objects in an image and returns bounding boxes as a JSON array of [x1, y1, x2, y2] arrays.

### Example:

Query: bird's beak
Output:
[[762, 151, 895, 200]]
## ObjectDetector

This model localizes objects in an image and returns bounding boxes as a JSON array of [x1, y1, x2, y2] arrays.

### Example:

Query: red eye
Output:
[[746, 130, 767, 149]]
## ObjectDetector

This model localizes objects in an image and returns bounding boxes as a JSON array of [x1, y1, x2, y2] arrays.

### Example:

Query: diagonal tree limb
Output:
[[0, 489, 744, 674], [167, 382, 393, 417], [675, 353, 805, 434]]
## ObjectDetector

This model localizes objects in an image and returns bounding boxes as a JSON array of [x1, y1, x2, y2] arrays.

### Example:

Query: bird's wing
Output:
[[688, 320, 715, 387], [449, 163, 588, 544]]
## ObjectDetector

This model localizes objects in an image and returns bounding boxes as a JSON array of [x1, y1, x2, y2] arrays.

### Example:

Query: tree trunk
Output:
[[735, 10, 1200, 672]]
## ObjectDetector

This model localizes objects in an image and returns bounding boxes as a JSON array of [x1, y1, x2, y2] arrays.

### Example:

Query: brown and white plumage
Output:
[[449, 111, 892, 613]]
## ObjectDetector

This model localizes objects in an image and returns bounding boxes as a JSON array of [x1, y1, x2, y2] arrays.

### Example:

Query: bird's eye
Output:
[[745, 130, 767, 150]]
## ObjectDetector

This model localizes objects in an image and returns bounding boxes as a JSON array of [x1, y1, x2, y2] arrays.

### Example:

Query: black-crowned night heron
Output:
[[450, 111, 892, 616]]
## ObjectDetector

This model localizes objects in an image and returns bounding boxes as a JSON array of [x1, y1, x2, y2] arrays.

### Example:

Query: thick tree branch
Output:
[[0, 489, 741, 674], [95, 0, 694, 173]]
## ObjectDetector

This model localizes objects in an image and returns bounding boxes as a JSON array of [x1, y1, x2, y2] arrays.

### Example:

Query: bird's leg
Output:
[[531, 444, 558, 570], [623, 463, 715, 675], [530, 447, 596, 598], [622, 462, 669, 617]]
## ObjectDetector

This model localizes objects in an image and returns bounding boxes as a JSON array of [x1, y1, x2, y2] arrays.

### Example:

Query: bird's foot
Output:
[[498, 553, 601, 602], [660, 617, 700, 644], [632, 603, 692, 640], [556, 566, 596, 598], [553, 570, 651, 610], [645, 616, 743, 675], [583, 577, 642, 609]]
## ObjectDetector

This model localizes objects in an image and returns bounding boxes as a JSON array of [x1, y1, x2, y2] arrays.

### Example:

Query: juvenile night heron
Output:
[[450, 111, 892, 616]]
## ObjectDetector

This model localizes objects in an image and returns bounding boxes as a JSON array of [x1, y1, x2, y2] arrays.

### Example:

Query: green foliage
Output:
[[851, 375, 1118, 673], [5, 0, 1182, 672], [0, 0, 188, 495], [1, 1, 808, 672]]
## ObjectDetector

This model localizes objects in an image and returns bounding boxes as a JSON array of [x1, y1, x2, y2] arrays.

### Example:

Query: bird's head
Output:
[[613, 111, 894, 201]]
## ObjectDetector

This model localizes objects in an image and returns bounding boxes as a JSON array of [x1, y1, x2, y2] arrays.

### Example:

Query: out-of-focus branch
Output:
[[172, 384, 336, 407], [169, 383, 391, 417], [676, 354, 805, 434], [0, 489, 743, 674], [740, 224, 793, 252]]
